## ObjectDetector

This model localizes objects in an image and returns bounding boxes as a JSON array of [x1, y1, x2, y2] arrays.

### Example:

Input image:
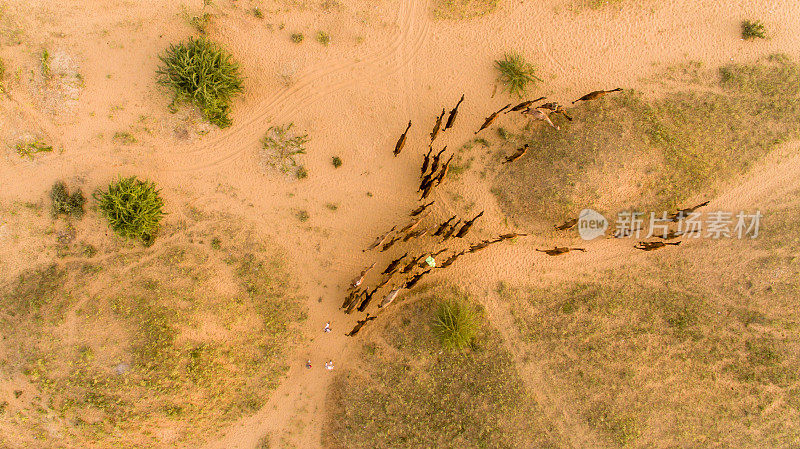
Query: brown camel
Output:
[[572, 88, 623, 104], [445, 94, 464, 130], [475, 104, 511, 134], [393, 120, 412, 157], [503, 144, 529, 164]]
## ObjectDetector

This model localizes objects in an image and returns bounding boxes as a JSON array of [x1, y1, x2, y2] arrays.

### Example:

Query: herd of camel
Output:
[[341, 87, 705, 337]]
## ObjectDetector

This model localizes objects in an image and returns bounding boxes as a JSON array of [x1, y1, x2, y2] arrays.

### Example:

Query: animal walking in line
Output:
[[572, 88, 623, 104], [420, 147, 434, 178], [430, 108, 445, 142], [445, 94, 464, 130], [357, 287, 379, 312], [429, 146, 448, 175], [668, 201, 710, 221], [380, 235, 402, 252], [364, 225, 396, 252], [438, 251, 465, 268], [536, 246, 586, 256], [399, 211, 430, 234], [350, 262, 376, 289], [497, 232, 529, 241], [341, 288, 361, 310], [403, 226, 429, 243], [523, 107, 560, 130], [455, 211, 484, 238], [467, 239, 501, 253], [345, 290, 365, 314], [538, 102, 572, 121], [506, 97, 546, 114], [404, 269, 430, 289], [410, 200, 434, 217], [402, 254, 426, 274], [420, 180, 436, 200], [503, 144, 529, 164], [376, 274, 393, 289], [346, 314, 376, 337], [440, 219, 461, 242], [555, 218, 578, 231], [657, 230, 696, 240], [393, 121, 412, 157], [435, 155, 454, 186], [634, 241, 681, 251], [383, 253, 408, 275], [379, 285, 403, 308], [475, 104, 511, 134], [433, 215, 457, 236]]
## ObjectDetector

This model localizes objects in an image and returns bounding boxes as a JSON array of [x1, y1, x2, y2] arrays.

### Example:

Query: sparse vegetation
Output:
[[49, 181, 86, 219], [433, 298, 479, 349], [0, 218, 304, 448], [331, 156, 342, 168], [495, 55, 800, 222], [323, 288, 556, 448], [113, 131, 137, 145], [495, 52, 540, 98], [742, 19, 767, 40], [260, 123, 310, 179], [157, 37, 244, 128], [296, 210, 310, 222], [94, 176, 165, 244], [432, 0, 498, 20], [252, 7, 263, 19], [40, 48, 50, 78], [316, 31, 330, 45], [291, 33, 304, 43], [15, 139, 53, 158]]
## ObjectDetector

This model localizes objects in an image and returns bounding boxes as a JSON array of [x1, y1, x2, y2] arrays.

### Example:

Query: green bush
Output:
[[157, 37, 244, 128], [433, 299, 479, 349], [316, 31, 330, 45], [332, 156, 342, 168], [742, 20, 766, 40], [16, 140, 53, 159], [291, 33, 304, 43], [94, 176, 165, 244], [50, 181, 86, 219], [495, 52, 540, 98]]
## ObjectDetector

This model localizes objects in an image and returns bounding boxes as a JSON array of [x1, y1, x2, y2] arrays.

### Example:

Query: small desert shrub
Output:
[[742, 20, 766, 40], [296, 210, 310, 222], [157, 37, 244, 128], [16, 140, 53, 158], [495, 52, 540, 98], [291, 33, 304, 43], [40, 49, 51, 78], [316, 31, 330, 45], [50, 181, 86, 219], [253, 7, 263, 18], [331, 156, 342, 168], [260, 123, 310, 179], [433, 299, 479, 349], [0, 58, 6, 92], [94, 176, 165, 244]]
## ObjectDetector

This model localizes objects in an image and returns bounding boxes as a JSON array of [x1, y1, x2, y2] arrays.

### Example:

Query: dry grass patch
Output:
[[493, 55, 800, 224], [432, 0, 498, 20], [323, 286, 559, 449], [0, 214, 305, 448]]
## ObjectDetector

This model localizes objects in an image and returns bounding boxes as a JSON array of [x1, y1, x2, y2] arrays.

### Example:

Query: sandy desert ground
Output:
[[2, 0, 800, 448]]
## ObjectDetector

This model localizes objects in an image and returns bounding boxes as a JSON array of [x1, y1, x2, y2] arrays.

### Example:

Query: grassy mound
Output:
[[323, 287, 557, 449], [94, 176, 165, 244], [260, 123, 310, 179], [495, 52, 540, 98], [157, 37, 244, 128], [742, 20, 767, 40], [501, 200, 800, 447], [493, 55, 800, 223], [433, 299, 479, 349], [0, 217, 305, 448]]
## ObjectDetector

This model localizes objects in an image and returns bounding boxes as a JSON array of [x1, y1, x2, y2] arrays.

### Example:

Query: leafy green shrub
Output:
[[157, 37, 244, 128], [50, 181, 86, 219], [291, 33, 304, 43], [332, 156, 342, 168], [495, 52, 540, 98], [94, 176, 165, 244], [433, 299, 479, 349], [316, 31, 330, 45], [742, 20, 766, 40], [253, 7, 263, 18]]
